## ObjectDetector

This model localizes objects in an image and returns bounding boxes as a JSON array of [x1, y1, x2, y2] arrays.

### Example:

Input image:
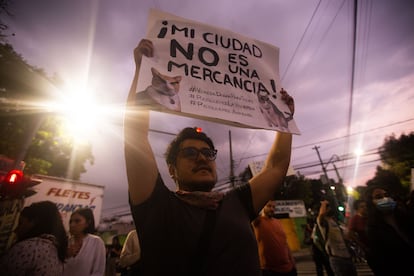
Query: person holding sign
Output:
[[124, 38, 294, 275]]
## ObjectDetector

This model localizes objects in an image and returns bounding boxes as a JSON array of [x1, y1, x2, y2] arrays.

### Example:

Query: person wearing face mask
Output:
[[364, 186, 414, 276]]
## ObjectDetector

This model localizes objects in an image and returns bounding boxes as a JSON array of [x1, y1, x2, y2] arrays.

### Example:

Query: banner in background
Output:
[[23, 175, 104, 231], [273, 200, 307, 218]]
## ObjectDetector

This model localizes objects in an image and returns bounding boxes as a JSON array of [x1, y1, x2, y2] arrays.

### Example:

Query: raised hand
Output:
[[134, 39, 154, 66], [280, 88, 295, 115]]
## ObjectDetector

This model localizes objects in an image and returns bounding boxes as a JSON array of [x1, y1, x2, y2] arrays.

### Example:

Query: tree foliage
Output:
[[366, 166, 405, 197], [0, 43, 94, 180], [379, 132, 414, 189], [0, 0, 13, 41], [363, 132, 414, 199]]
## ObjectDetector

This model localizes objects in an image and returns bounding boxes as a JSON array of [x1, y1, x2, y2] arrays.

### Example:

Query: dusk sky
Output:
[[4, 0, 414, 219]]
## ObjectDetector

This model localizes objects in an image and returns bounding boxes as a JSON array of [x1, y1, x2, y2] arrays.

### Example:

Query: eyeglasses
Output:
[[179, 147, 217, 161]]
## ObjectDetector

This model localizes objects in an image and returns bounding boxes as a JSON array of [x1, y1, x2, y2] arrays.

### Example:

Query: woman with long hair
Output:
[[365, 185, 414, 275], [0, 201, 68, 275], [63, 207, 106, 276]]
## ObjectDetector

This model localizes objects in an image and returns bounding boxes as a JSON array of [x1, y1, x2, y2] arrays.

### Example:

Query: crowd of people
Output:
[[2, 188, 413, 276], [0, 203, 106, 275], [304, 186, 414, 276], [1, 36, 413, 276]]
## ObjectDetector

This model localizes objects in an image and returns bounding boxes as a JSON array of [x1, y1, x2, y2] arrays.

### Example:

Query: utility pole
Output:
[[332, 162, 343, 185], [313, 146, 344, 221], [312, 146, 329, 183]]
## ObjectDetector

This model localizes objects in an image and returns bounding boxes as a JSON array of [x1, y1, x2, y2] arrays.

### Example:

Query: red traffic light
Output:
[[4, 169, 23, 184], [1, 169, 24, 199], [195, 127, 202, 133]]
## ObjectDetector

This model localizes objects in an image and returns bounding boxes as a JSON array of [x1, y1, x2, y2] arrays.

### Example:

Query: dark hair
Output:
[[72, 207, 96, 234], [364, 185, 390, 223], [364, 185, 388, 204], [353, 199, 366, 210], [165, 127, 215, 165], [18, 201, 68, 262]]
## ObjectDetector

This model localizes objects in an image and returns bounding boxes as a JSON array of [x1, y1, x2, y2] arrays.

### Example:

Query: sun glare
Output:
[[48, 81, 108, 143], [353, 148, 364, 157], [63, 94, 100, 142]]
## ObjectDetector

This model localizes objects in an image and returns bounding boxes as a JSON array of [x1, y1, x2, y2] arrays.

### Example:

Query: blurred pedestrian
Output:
[[346, 199, 368, 262], [303, 218, 313, 247], [406, 190, 414, 220], [252, 200, 297, 276], [123, 38, 295, 275], [119, 229, 141, 276], [106, 235, 122, 276], [317, 200, 357, 276], [364, 186, 414, 276], [0, 201, 68, 275], [64, 207, 106, 276], [309, 218, 334, 276]]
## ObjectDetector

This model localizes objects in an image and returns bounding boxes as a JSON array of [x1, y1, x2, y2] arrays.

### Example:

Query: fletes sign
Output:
[[23, 175, 104, 231]]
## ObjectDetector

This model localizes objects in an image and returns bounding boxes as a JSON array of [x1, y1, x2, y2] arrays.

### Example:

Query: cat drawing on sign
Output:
[[257, 92, 293, 131], [136, 67, 182, 111]]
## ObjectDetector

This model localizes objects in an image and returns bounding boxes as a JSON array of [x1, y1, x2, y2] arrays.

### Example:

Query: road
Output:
[[293, 248, 374, 276]]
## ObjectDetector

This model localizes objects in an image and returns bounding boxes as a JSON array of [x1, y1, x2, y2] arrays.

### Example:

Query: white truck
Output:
[[23, 174, 105, 231], [0, 173, 105, 254]]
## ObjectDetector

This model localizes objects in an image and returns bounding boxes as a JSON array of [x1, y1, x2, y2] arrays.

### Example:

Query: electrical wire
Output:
[[293, 118, 413, 150], [281, 0, 322, 82]]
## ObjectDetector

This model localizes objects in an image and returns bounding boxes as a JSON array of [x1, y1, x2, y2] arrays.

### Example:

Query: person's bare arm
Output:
[[249, 89, 294, 213], [316, 200, 329, 240], [124, 39, 159, 205], [317, 200, 329, 228], [318, 200, 329, 219], [119, 231, 140, 267]]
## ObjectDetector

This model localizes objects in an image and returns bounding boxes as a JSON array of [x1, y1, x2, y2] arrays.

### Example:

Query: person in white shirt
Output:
[[119, 229, 141, 275], [64, 208, 106, 276]]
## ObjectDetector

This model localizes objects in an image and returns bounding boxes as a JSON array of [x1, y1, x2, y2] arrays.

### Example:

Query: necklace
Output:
[[68, 236, 83, 257]]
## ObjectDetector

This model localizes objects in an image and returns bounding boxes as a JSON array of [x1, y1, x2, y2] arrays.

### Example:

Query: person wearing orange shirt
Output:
[[252, 200, 297, 276]]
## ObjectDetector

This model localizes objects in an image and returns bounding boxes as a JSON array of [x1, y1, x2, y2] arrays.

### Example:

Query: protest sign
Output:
[[136, 9, 300, 134]]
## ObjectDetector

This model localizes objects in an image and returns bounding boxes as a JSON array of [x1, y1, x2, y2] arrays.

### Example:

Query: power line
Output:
[[344, 0, 358, 170], [235, 118, 413, 164], [281, 0, 322, 82], [294, 149, 379, 171], [293, 118, 414, 150], [298, 158, 381, 177]]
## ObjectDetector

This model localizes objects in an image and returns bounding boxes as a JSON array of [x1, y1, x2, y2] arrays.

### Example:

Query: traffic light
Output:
[[0, 170, 40, 199], [336, 202, 345, 222], [5, 169, 23, 183]]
